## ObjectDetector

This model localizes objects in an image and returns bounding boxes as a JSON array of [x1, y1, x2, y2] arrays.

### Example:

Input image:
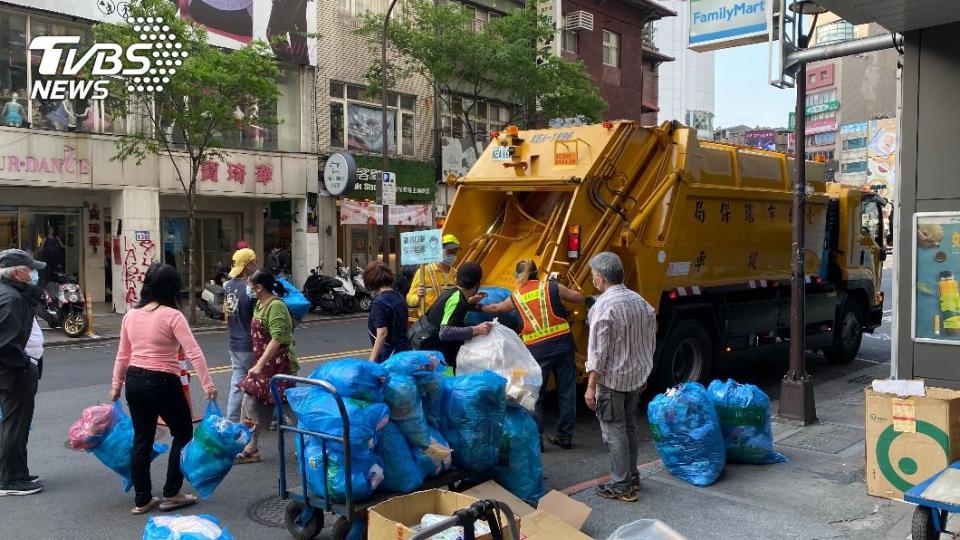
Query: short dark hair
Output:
[[515, 259, 537, 279], [456, 262, 483, 289], [363, 261, 394, 290], [250, 268, 287, 296], [138, 262, 182, 310]]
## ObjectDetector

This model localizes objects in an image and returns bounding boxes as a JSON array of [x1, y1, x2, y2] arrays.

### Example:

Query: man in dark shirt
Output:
[[412, 262, 492, 368], [224, 248, 257, 423]]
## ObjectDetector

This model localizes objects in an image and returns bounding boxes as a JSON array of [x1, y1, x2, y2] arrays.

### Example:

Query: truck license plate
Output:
[[492, 147, 511, 161]]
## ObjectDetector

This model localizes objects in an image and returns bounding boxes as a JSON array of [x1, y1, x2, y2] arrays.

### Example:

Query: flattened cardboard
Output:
[[464, 480, 536, 517], [537, 490, 592, 530], [519, 510, 592, 539], [368, 489, 509, 540]]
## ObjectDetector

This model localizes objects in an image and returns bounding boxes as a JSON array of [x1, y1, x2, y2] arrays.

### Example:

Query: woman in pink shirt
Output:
[[110, 263, 218, 514]]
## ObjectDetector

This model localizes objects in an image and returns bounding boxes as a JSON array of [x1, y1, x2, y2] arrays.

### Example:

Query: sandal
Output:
[[131, 497, 161, 515], [159, 493, 198, 511], [595, 483, 638, 502], [234, 450, 261, 465]]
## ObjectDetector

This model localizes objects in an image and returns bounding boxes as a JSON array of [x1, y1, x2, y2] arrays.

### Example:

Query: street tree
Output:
[[94, 0, 280, 322], [356, 0, 607, 159]]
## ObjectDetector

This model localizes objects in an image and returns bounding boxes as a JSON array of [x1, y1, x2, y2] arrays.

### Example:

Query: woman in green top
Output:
[[235, 269, 297, 464]]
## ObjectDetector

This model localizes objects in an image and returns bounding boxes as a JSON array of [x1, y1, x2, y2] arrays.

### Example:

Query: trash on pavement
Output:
[[493, 405, 546, 504], [438, 371, 507, 471], [605, 519, 686, 540], [368, 489, 509, 540], [866, 384, 960, 500], [180, 401, 251, 498], [142, 513, 234, 540], [306, 359, 388, 402], [707, 379, 788, 465], [648, 382, 726, 487], [456, 321, 542, 412]]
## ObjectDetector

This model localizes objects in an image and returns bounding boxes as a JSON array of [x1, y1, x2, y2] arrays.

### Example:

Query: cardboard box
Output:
[[519, 510, 592, 540], [368, 489, 510, 540], [865, 386, 960, 500]]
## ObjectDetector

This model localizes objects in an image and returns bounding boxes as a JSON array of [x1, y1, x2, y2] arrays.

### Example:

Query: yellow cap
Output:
[[442, 234, 460, 247], [229, 248, 257, 278]]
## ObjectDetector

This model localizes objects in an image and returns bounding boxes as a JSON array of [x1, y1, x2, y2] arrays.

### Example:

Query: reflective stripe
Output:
[[521, 321, 571, 343], [514, 289, 543, 332], [513, 280, 571, 345]]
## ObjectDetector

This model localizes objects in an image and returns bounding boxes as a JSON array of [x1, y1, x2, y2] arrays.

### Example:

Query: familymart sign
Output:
[[689, 0, 768, 52]]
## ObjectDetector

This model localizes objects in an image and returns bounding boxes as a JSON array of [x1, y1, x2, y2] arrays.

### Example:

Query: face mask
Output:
[[443, 253, 457, 266], [246, 285, 256, 298], [29, 269, 39, 286]]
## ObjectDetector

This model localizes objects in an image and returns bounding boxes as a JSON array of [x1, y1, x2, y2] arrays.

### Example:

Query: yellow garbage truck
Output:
[[442, 121, 886, 389]]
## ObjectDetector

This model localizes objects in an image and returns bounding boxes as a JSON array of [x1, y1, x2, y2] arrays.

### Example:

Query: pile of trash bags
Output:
[[457, 321, 542, 413], [648, 379, 787, 487], [494, 405, 546, 504], [142, 514, 234, 540], [438, 371, 507, 472], [180, 401, 251, 498], [66, 401, 168, 491]]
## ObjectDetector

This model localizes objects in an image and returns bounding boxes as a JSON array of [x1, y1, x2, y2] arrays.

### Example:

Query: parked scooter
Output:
[[334, 258, 358, 314], [351, 259, 372, 312], [198, 263, 229, 320], [35, 271, 88, 338], [303, 263, 344, 315]]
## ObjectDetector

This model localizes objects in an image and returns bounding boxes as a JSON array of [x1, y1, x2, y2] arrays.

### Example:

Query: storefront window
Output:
[[329, 82, 416, 156], [30, 17, 93, 132], [0, 13, 28, 128], [0, 207, 81, 283], [163, 215, 242, 289]]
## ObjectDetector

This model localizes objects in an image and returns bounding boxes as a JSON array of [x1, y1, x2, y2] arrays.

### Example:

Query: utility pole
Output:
[[381, 0, 401, 263]]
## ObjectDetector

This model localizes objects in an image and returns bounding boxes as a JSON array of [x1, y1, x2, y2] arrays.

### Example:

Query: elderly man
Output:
[[0, 249, 46, 496], [584, 252, 656, 502]]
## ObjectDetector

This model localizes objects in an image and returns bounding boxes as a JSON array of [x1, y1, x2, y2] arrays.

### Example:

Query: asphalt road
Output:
[[9, 271, 894, 539]]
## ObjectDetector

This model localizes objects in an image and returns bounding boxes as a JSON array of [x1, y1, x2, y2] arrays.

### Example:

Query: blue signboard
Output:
[[400, 229, 443, 266]]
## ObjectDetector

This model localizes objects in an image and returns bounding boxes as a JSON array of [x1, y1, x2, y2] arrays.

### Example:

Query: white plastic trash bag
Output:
[[606, 519, 686, 540], [457, 321, 542, 412]]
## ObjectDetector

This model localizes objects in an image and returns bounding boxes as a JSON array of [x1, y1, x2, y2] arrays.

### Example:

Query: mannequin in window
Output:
[[46, 100, 91, 131], [246, 103, 263, 149], [232, 105, 245, 146], [2, 93, 26, 127]]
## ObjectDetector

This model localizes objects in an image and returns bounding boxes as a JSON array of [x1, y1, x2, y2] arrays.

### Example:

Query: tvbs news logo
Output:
[[29, 16, 185, 101]]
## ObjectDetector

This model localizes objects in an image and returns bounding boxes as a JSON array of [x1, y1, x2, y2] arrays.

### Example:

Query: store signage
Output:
[[339, 199, 432, 226], [0, 145, 91, 176], [788, 112, 795, 131], [806, 118, 838, 135], [199, 161, 274, 185], [323, 153, 358, 197], [806, 101, 839, 115], [840, 122, 869, 135], [353, 168, 434, 202], [400, 229, 444, 266], [689, 0, 769, 52]]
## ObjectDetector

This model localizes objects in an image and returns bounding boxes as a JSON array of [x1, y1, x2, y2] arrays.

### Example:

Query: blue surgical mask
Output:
[[29, 269, 38, 286], [246, 285, 255, 298], [443, 253, 457, 266]]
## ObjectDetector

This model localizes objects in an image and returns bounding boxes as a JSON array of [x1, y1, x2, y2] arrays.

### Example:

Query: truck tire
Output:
[[654, 319, 714, 389], [825, 298, 865, 364]]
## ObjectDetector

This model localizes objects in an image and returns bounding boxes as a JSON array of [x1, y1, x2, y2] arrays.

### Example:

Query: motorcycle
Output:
[[302, 263, 345, 315], [352, 261, 373, 312], [36, 271, 88, 338], [335, 258, 358, 314], [198, 263, 229, 320]]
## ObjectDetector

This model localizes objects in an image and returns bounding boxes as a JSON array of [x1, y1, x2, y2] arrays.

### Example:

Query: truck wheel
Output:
[[825, 298, 865, 364], [654, 319, 714, 389], [285, 501, 322, 540], [911, 506, 945, 540]]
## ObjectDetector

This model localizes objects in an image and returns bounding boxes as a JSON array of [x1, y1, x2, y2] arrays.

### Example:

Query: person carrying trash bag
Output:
[[409, 262, 493, 370], [482, 259, 584, 450], [180, 401, 251, 498], [109, 262, 218, 514]]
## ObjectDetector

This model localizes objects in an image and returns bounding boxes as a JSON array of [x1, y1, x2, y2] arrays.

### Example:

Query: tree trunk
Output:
[[186, 164, 198, 324]]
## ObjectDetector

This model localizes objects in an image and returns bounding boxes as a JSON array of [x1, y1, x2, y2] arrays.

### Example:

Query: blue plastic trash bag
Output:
[[464, 287, 521, 331], [707, 379, 788, 465], [276, 276, 310, 322], [494, 405, 546, 504], [307, 359, 389, 402], [299, 437, 385, 502], [287, 387, 389, 457], [439, 371, 507, 472], [180, 401, 252, 498], [413, 426, 453, 479], [647, 383, 726, 487], [383, 351, 446, 426], [142, 514, 235, 540], [375, 422, 424, 493], [90, 401, 168, 492], [385, 374, 431, 448]]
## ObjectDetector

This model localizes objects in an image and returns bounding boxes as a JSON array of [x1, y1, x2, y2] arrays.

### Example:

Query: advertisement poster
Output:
[[868, 118, 897, 195], [914, 212, 960, 344], [5, 0, 317, 65], [744, 130, 776, 150], [339, 199, 432, 227], [347, 104, 397, 154]]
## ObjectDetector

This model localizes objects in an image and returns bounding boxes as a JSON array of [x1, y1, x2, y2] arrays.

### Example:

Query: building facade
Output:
[[0, 1, 323, 313], [654, 0, 716, 138]]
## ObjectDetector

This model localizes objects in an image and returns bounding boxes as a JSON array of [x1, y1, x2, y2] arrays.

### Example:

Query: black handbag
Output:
[[409, 316, 440, 350]]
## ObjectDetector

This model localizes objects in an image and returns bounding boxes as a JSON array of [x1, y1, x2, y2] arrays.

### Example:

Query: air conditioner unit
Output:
[[565, 11, 594, 32]]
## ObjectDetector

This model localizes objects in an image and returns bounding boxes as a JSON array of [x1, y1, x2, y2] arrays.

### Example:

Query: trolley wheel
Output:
[[285, 500, 323, 540], [330, 517, 351, 540], [911, 505, 946, 540]]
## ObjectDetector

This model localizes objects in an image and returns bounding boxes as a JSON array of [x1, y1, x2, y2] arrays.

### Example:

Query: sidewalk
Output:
[[572, 361, 916, 540], [42, 302, 366, 347]]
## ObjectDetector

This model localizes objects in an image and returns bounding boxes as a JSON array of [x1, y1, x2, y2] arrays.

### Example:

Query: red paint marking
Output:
[[559, 458, 663, 496]]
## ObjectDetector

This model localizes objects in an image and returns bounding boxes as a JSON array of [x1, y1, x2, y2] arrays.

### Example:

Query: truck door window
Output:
[[861, 201, 881, 244]]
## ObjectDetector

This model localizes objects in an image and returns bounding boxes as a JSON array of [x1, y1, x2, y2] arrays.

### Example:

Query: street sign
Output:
[[400, 229, 443, 266], [689, 0, 770, 52], [381, 171, 397, 206], [323, 153, 358, 197], [134, 230, 150, 242]]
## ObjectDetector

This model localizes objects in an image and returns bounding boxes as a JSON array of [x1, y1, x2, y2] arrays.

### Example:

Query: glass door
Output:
[[21, 210, 80, 284]]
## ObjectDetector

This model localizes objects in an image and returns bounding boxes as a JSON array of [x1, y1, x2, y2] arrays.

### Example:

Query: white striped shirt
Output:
[[585, 284, 656, 392]]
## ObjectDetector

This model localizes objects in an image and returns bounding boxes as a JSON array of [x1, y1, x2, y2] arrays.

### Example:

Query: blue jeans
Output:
[[227, 350, 255, 424], [535, 349, 576, 439]]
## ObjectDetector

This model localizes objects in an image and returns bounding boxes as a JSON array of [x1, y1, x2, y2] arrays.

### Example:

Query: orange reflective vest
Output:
[[512, 280, 571, 346]]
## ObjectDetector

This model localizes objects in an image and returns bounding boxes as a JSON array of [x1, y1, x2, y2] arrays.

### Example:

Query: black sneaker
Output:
[[24, 475, 39, 484], [0, 480, 43, 496], [547, 434, 573, 450]]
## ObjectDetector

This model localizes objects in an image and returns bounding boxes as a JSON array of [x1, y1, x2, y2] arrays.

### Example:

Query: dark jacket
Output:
[[0, 279, 36, 372]]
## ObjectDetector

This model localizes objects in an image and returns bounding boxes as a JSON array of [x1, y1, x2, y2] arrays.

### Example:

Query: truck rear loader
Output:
[[442, 120, 886, 389]]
